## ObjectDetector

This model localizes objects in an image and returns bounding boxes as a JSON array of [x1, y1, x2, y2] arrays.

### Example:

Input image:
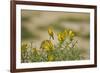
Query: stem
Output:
[[71, 40, 78, 48]]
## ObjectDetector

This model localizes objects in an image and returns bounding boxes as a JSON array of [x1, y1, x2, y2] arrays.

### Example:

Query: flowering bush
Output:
[[21, 27, 81, 63]]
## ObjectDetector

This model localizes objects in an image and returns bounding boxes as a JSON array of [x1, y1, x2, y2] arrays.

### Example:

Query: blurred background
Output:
[[21, 10, 90, 60]]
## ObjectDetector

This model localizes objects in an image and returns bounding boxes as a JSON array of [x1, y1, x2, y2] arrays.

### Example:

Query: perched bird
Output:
[[48, 27, 54, 40]]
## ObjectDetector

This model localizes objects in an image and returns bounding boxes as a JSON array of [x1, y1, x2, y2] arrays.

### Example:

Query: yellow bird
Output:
[[48, 27, 54, 40]]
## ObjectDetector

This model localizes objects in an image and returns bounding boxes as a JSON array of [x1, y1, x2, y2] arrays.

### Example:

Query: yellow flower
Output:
[[40, 40, 54, 52], [69, 30, 75, 40], [21, 44, 28, 54], [32, 48, 37, 52], [21, 43, 27, 50], [47, 55, 54, 61], [48, 27, 54, 40], [57, 30, 67, 42], [58, 33, 64, 41], [63, 29, 68, 37]]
